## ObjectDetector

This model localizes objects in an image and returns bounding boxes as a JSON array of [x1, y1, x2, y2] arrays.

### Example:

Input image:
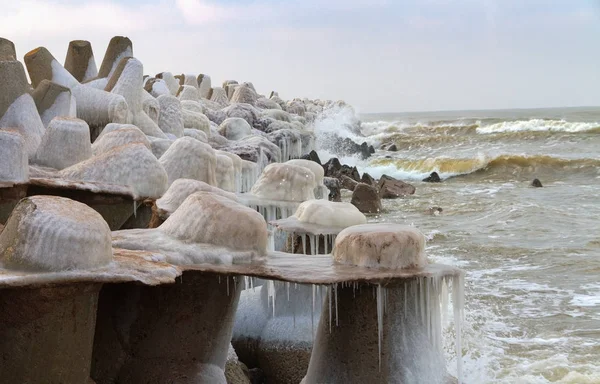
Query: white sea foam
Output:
[[477, 119, 600, 134]]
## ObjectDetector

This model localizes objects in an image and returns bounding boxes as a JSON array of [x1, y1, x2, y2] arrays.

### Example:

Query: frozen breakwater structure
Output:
[[0, 36, 464, 384]]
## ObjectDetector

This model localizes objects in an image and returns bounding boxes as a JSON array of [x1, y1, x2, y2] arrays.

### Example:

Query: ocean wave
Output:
[[477, 119, 600, 134], [367, 154, 600, 180], [361, 119, 600, 143]]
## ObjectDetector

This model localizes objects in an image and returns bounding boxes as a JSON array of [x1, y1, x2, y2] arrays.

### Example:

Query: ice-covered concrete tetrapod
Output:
[[105, 57, 167, 138], [24, 46, 129, 128], [32, 80, 77, 128], [0, 196, 109, 383], [250, 163, 316, 202], [59, 142, 168, 199], [157, 94, 184, 137], [0, 60, 45, 159], [93, 193, 270, 383], [151, 178, 238, 226], [159, 136, 218, 186], [0, 130, 28, 184], [34, 117, 92, 170], [64, 40, 98, 82], [303, 224, 457, 384], [286, 159, 328, 199], [92, 125, 151, 156], [217, 150, 243, 193], [219, 117, 252, 141]]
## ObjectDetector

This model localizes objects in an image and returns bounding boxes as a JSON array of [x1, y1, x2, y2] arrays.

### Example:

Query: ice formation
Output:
[[32, 80, 76, 128], [177, 84, 200, 101], [64, 40, 98, 82], [210, 87, 229, 107], [241, 159, 259, 193], [333, 224, 426, 270], [155, 179, 237, 219], [197, 73, 212, 98], [158, 136, 217, 186], [218, 117, 252, 140], [0, 130, 28, 183], [157, 94, 184, 137], [250, 163, 316, 202], [156, 72, 180, 95], [34, 117, 92, 170], [184, 128, 208, 142], [216, 153, 236, 192], [59, 143, 168, 199], [105, 57, 166, 138], [231, 83, 258, 105], [91, 125, 151, 156], [182, 107, 210, 134], [113, 192, 268, 265], [0, 196, 112, 271], [217, 150, 243, 192], [296, 200, 366, 227], [286, 158, 327, 198], [24, 47, 129, 128], [0, 60, 46, 159]]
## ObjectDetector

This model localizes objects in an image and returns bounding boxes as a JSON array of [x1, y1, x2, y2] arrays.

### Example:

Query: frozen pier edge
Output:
[[0, 35, 464, 384]]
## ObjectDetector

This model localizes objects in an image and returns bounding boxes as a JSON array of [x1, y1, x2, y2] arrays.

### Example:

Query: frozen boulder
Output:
[[158, 136, 217, 186], [34, 117, 91, 170], [250, 163, 316, 202]]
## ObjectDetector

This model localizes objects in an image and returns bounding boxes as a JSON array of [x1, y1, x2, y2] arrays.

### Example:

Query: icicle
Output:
[[453, 274, 464, 384], [286, 282, 290, 301], [316, 235, 320, 254], [227, 276, 230, 296], [133, 200, 137, 217], [302, 235, 307, 255], [328, 286, 332, 333], [310, 234, 316, 255], [311, 284, 316, 341], [376, 284, 383, 371], [324, 235, 328, 254], [335, 283, 339, 326]]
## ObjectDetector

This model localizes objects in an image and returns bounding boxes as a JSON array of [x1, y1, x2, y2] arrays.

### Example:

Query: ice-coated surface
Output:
[[114, 192, 268, 265], [217, 150, 243, 192], [0, 196, 112, 271], [59, 143, 168, 199], [0, 130, 28, 183], [107, 57, 166, 138], [286, 159, 324, 185], [155, 179, 237, 218], [295, 200, 366, 227], [209, 87, 229, 107], [158, 136, 217, 186], [215, 153, 235, 192], [182, 108, 210, 134], [184, 128, 208, 142], [218, 117, 251, 141], [231, 84, 258, 105], [34, 117, 92, 170], [177, 84, 200, 101], [333, 224, 426, 270], [92, 126, 151, 156], [157, 94, 184, 137], [250, 163, 316, 202], [160, 72, 180, 95], [0, 93, 45, 160]]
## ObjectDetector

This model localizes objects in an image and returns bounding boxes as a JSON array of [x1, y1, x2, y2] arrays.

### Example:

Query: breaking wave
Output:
[[477, 119, 600, 134], [366, 154, 600, 181]]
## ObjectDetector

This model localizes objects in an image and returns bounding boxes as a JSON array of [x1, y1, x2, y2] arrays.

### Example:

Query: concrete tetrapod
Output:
[[0, 196, 179, 384], [303, 224, 463, 384]]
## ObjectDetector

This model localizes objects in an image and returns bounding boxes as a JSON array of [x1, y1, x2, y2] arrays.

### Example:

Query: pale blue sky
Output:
[[3, 0, 599, 112]]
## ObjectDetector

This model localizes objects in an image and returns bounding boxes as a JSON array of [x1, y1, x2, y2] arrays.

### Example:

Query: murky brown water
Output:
[[317, 107, 600, 383]]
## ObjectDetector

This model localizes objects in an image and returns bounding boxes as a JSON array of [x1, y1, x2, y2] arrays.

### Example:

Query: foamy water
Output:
[[316, 107, 600, 384]]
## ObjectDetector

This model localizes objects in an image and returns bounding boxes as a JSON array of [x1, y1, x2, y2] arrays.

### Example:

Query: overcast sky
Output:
[[3, 0, 600, 113]]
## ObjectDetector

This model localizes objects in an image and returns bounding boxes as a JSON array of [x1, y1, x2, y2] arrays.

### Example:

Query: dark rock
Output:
[[248, 368, 265, 384], [359, 142, 372, 159], [368, 145, 375, 154], [422, 172, 441, 183], [339, 175, 359, 191], [301, 150, 321, 165], [426, 207, 443, 215], [323, 158, 342, 177], [351, 183, 382, 214], [378, 175, 416, 198], [385, 156, 392, 159], [339, 165, 360, 182], [531, 178, 543, 188], [387, 144, 398, 152], [323, 177, 341, 202], [361, 172, 376, 186]]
